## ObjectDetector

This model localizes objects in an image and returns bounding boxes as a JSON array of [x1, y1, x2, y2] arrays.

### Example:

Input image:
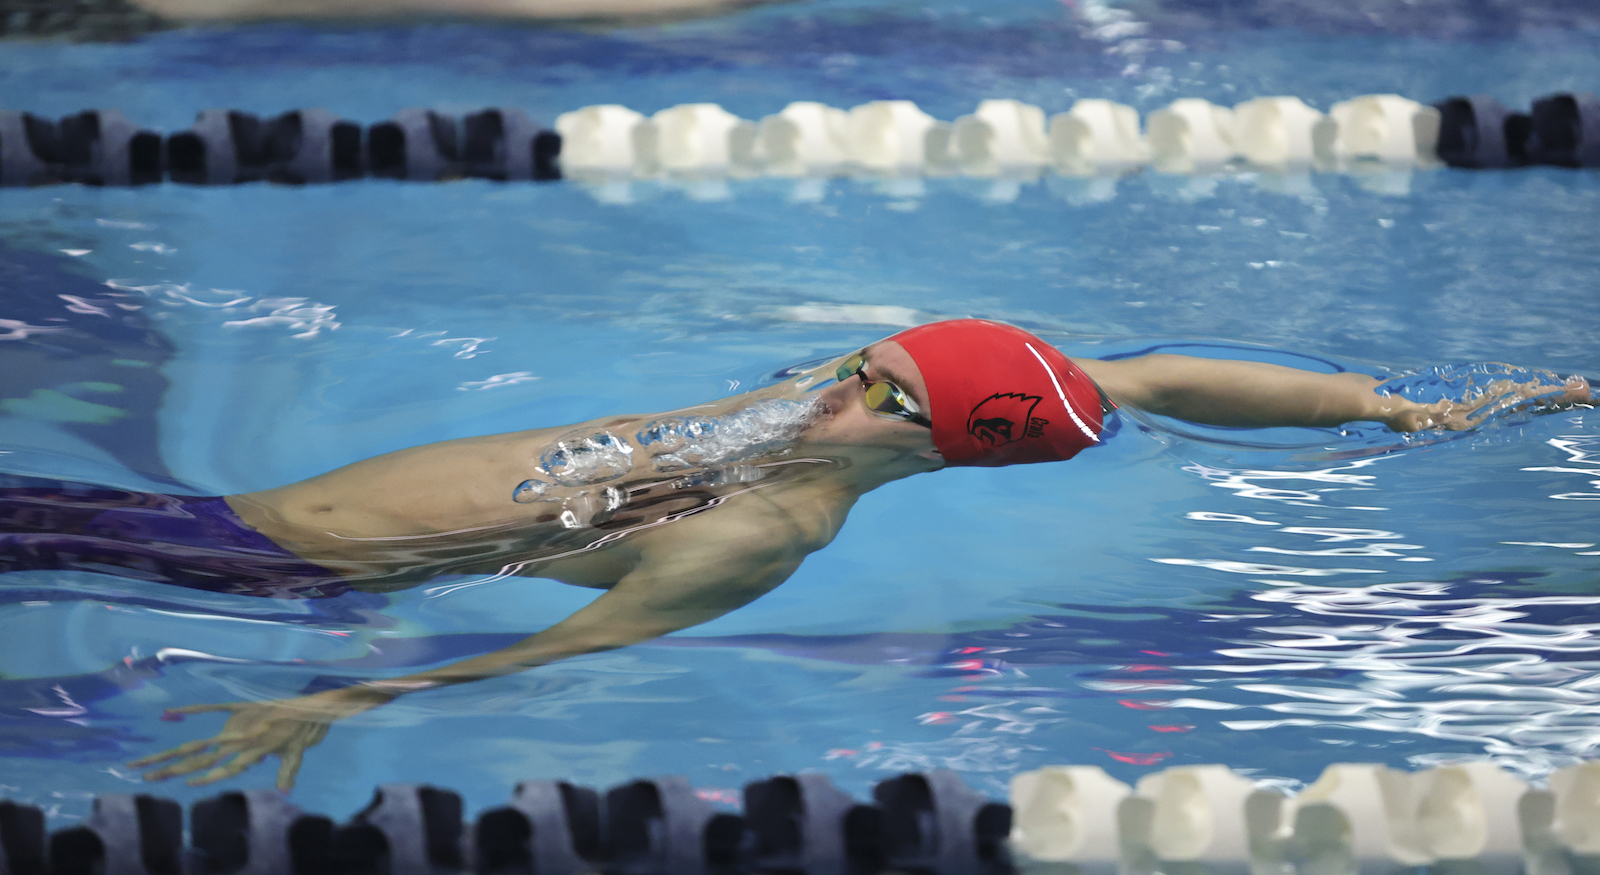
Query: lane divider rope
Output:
[[1, 760, 1596, 873], [1, 92, 1595, 191]]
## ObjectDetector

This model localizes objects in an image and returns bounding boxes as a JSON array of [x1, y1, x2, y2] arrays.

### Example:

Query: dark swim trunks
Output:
[[0, 481, 347, 598]]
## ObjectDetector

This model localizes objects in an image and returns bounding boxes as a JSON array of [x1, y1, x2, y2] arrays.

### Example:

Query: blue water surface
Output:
[[1, 0, 1599, 823]]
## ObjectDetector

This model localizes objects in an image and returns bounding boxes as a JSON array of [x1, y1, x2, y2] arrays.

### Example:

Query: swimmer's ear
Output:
[[917, 447, 944, 462]]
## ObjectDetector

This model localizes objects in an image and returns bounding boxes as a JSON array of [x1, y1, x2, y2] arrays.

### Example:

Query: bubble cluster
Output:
[[512, 429, 636, 525], [540, 429, 634, 486], [509, 399, 818, 525], [637, 398, 821, 472]]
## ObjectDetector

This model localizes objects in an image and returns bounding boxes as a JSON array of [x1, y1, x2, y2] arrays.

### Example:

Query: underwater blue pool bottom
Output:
[[1, 166, 1597, 822]]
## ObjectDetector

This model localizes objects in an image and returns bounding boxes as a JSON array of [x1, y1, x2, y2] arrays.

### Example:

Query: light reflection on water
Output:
[[1528, 435, 1600, 501], [1143, 443, 1592, 780], [852, 435, 1600, 785], [1158, 442, 1600, 779], [1206, 579, 1600, 777]]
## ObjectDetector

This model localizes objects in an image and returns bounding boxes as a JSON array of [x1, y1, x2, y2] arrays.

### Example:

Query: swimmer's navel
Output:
[[311, 505, 334, 515]]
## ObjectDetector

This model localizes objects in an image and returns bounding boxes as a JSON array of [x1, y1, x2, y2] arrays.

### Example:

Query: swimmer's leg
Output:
[[1072, 354, 1591, 433], [0, 481, 345, 598], [0, 479, 185, 535]]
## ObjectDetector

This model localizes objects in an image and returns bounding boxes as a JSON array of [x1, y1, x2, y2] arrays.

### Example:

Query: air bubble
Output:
[[540, 429, 634, 486], [512, 479, 552, 504], [637, 417, 687, 451]]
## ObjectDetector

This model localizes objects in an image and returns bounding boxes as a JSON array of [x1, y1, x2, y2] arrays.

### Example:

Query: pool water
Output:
[[2, 0, 1599, 823]]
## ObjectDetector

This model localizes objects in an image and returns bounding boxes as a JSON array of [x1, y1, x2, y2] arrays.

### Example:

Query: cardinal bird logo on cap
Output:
[[966, 393, 1047, 447]]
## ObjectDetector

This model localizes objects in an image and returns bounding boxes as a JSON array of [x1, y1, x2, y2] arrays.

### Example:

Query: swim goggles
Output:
[[836, 352, 933, 428]]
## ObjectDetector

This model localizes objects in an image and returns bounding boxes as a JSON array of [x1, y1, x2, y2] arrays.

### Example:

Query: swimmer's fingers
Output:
[[166, 700, 243, 716], [165, 702, 243, 715], [146, 745, 244, 782], [277, 746, 306, 792], [128, 736, 221, 769], [193, 718, 329, 788], [190, 745, 274, 787], [1463, 381, 1567, 427]]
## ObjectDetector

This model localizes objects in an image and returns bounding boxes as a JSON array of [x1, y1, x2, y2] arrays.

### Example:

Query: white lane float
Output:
[[1121, 765, 1272, 875], [1009, 766, 1128, 873], [755, 101, 852, 177], [554, 104, 651, 178], [1282, 763, 1436, 873], [1412, 762, 1529, 875], [1548, 761, 1600, 857], [845, 100, 940, 173], [1321, 93, 1443, 167], [547, 90, 1458, 204], [1049, 98, 1147, 175], [1147, 98, 1237, 174], [1232, 95, 1325, 168], [648, 103, 753, 177], [948, 99, 1050, 176], [1009, 761, 1583, 873]]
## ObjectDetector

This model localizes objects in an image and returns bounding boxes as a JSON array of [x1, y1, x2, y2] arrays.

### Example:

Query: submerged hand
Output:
[[1385, 375, 1592, 433], [129, 686, 393, 791]]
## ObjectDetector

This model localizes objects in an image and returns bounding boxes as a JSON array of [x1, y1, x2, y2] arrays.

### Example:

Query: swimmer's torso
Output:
[[226, 384, 864, 593]]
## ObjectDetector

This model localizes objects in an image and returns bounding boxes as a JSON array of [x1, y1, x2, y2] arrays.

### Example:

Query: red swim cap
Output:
[[889, 319, 1108, 467]]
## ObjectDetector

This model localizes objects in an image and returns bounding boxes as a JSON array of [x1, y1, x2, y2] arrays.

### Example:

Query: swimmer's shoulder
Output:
[[695, 471, 857, 555]]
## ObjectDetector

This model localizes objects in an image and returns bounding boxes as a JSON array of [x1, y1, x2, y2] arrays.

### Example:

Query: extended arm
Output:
[[134, 525, 805, 790], [1072, 353, 1590, 432], [371, 544, 803, 690]]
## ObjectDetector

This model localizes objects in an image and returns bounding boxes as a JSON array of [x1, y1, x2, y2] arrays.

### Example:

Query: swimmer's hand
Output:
[[129, 686, 395, 791], [1383, 374, 1592, 432]]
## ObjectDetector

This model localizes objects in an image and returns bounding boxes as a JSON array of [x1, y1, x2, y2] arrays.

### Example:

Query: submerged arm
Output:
[[1073, 353, 1590, 433], [135, 518, 807, 790], [377, 544, 804, 688]]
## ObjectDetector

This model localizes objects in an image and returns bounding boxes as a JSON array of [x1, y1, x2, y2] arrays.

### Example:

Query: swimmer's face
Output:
[[807, 340, 941, 462]]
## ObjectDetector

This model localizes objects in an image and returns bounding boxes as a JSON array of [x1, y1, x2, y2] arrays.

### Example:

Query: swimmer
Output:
[[1, 319, 1588, 789]]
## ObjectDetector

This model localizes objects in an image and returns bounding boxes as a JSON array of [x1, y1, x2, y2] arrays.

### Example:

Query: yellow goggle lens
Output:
[[837, 352, 925, 424], [863, 379, 914, 417]]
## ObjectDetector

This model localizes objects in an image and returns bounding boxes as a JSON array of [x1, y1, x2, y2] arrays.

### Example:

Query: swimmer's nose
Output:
[[816, 380, 852, 417]]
